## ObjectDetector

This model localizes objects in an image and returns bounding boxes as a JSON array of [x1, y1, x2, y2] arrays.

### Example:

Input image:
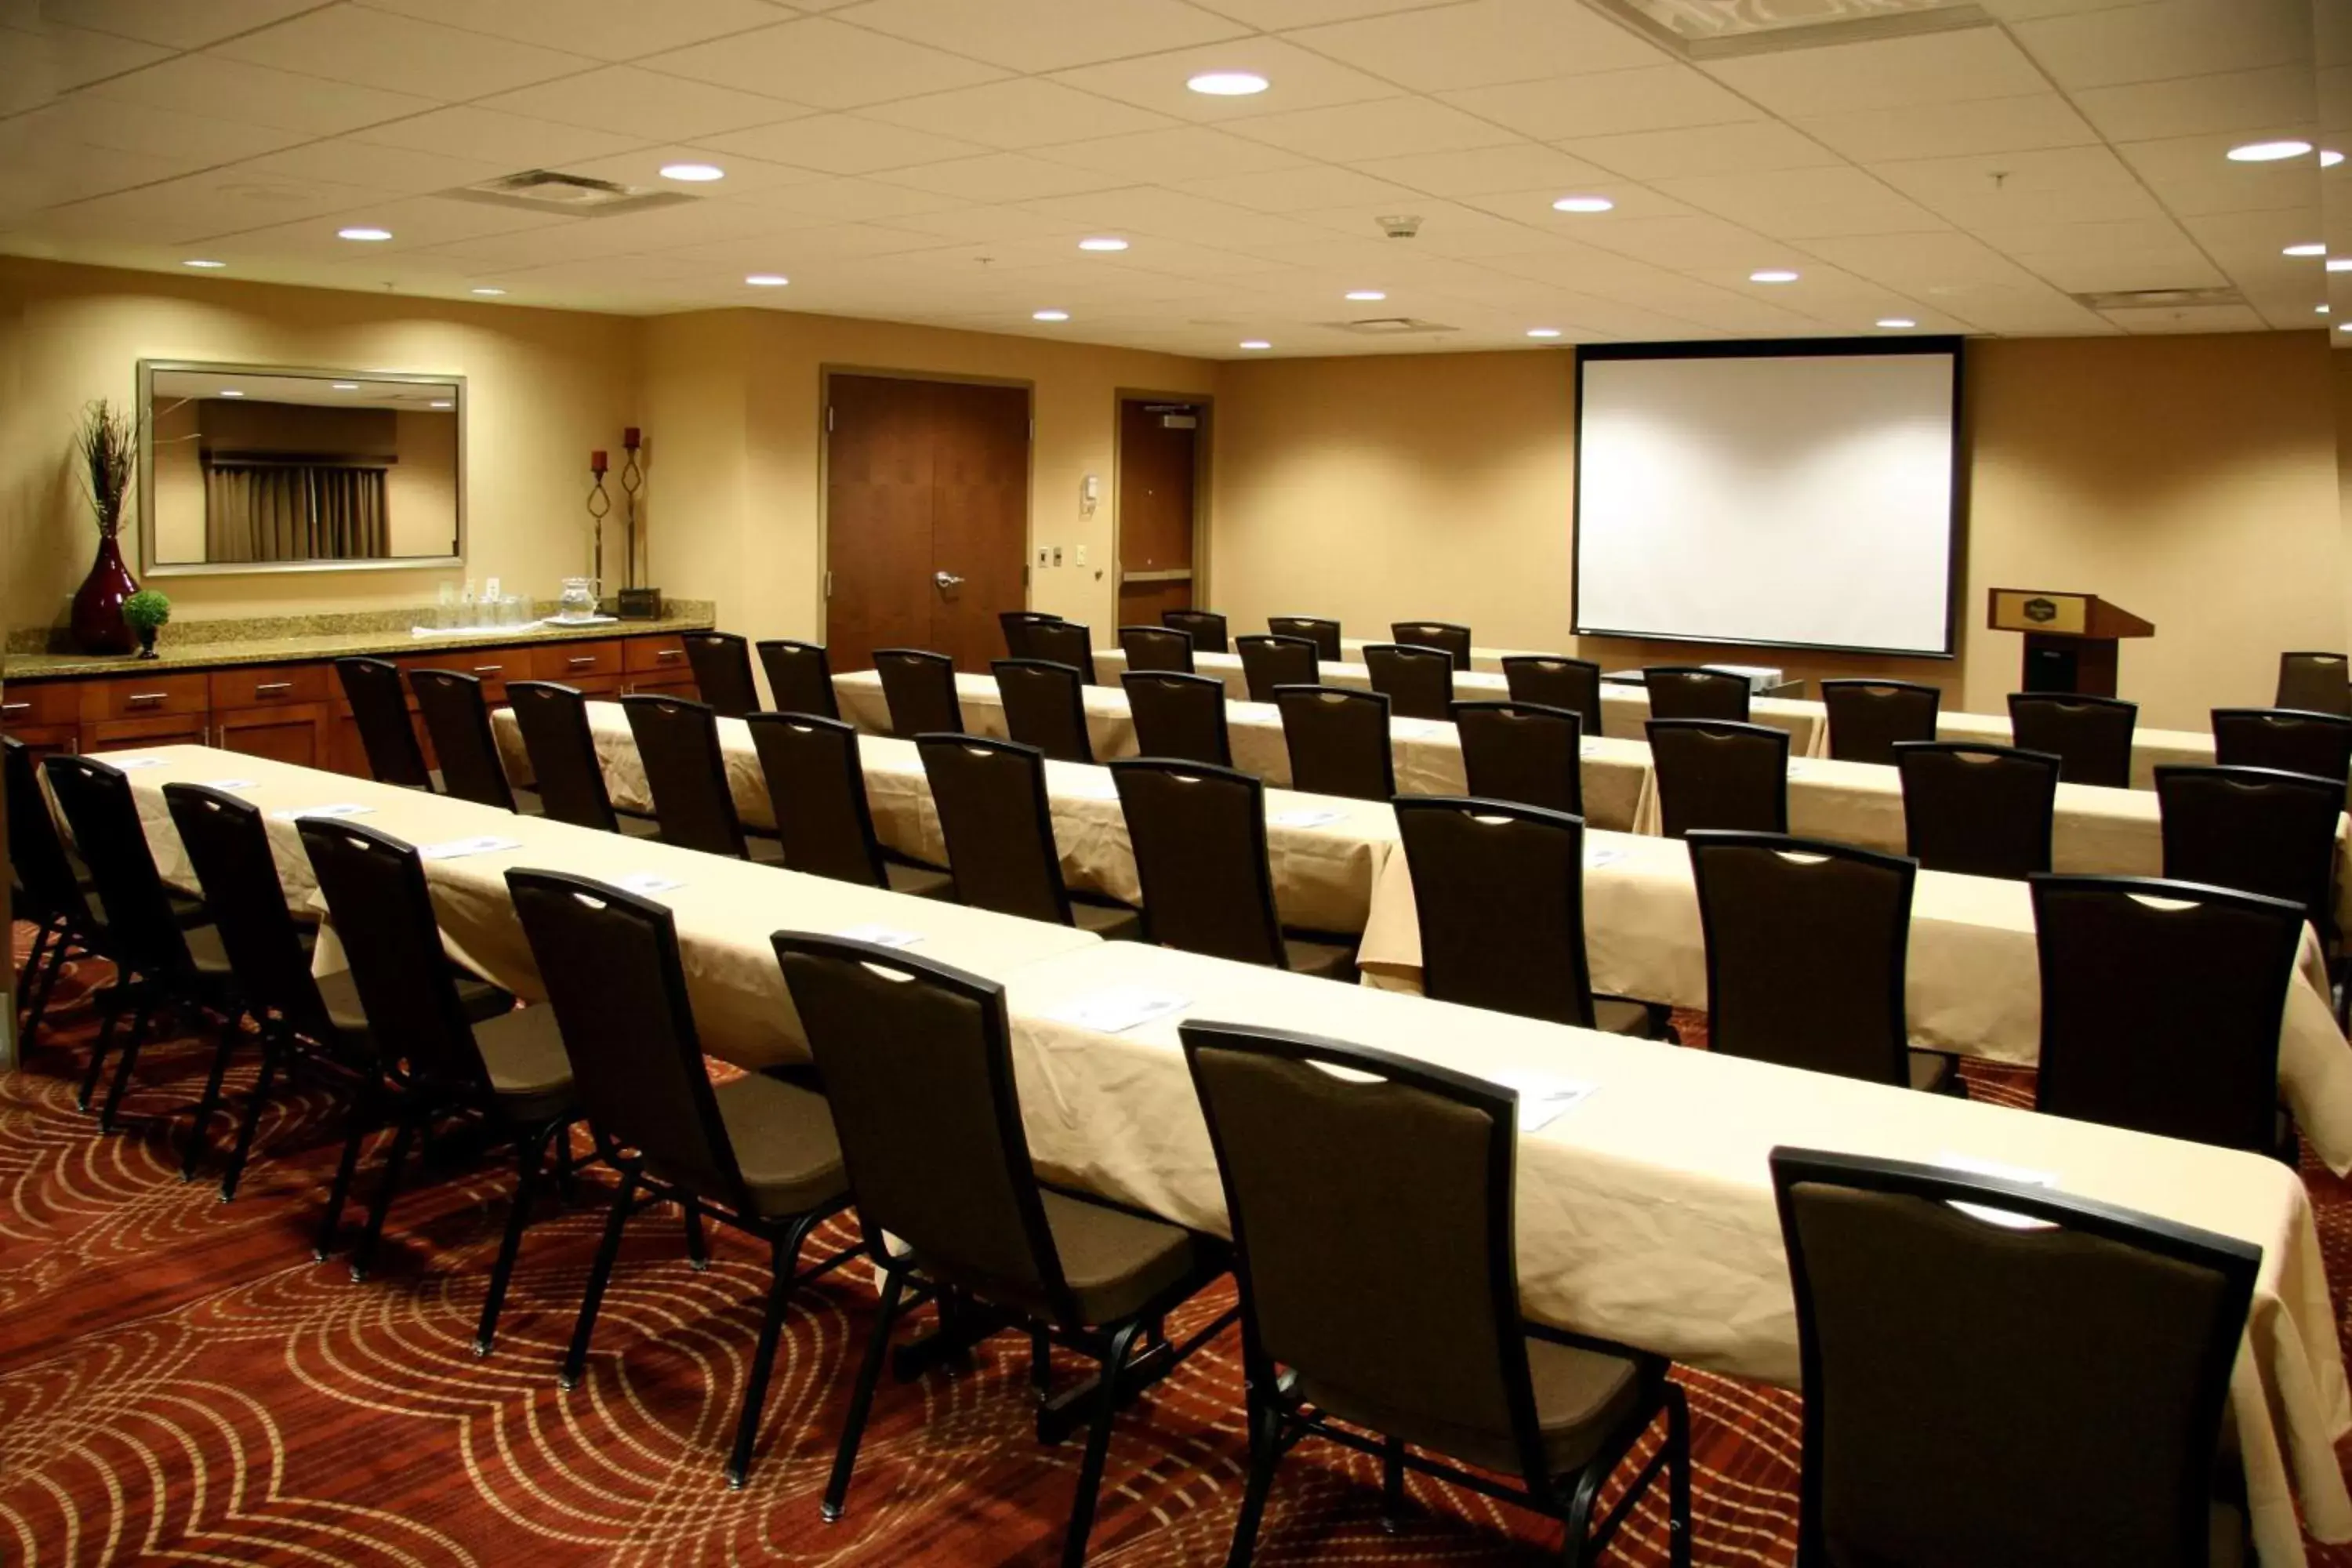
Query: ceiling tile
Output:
[[1561, 211, 1788, 270], [702, 114, 990, 175], [35, 0, 325, 49], [16, 96, 313, 166], [862, 78, 1180, 150], [1348, 143, 1619, 197], [832, 0, 1247, 71], [2110, 130, 2324, 216], [1172, 163, 1423, 212], [350, 107, 649, 167], [1, 16, 169, 111], [1454, 181, 1697, 224], [874, 151, 1135, 201], [2008, 0, 2310, 89], [1440, 65, 1762, 141], [0, 132, 213, 205], [38, 167, 395, 243], [352, 0, 788, 60], [1021, 184, 1332, 246], [79, 53, 441, 134], [1868, 144, 2168, 227], [1796, 94, 2101, 162], [1189, 0, 1486, 28], [223, 138, 517, 194], [749, 175, 972, 224], [2100, 301, 2267, 332], [1559, 122, 1842, 181], [1700, 27, 2049, 118], [214, 6, 596, 100], [1283, 0, 1666, 92], [1035, 125, 1308, 181], [1048, 37, 1399, 121], [641, 16, 1006, 111], [1653, 165, 1947, 240], [476, 67, 808, 142], [1228, 97, 1519, 161], [2067, 65, 2314, 141], [551, 145, 831, 196]]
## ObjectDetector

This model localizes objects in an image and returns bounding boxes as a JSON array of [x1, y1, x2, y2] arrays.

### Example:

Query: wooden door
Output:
[[826, 375, 1029, 673], [1117, 400, 1199, 628]]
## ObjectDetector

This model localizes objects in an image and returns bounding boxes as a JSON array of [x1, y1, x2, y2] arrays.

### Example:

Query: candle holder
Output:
[[586, 458, 610, 606], [615, 426, 661, 619]]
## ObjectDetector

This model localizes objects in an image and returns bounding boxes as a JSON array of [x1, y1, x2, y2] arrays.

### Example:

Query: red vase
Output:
[[71, 532, 138, 655]]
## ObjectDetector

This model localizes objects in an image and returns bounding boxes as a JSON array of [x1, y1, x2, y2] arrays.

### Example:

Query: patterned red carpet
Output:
[[5, 924, 2350, 1566]]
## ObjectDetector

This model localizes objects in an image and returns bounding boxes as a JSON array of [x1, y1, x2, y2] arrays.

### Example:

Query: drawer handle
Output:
[[567, 655, 596, 668], [253, 681, 293, 695], [472, 664, 503, 674], [657, 648, 682, 661], [127, 691, 171, 704], [2, 701, 27, 713]]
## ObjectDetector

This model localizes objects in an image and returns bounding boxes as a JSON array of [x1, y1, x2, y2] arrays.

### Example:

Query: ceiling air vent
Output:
[[441, 169, 696, 219], [2071, 285, 2245, 311], [1588, 0, 1991, 59], [1324, 317, 1460, 336]]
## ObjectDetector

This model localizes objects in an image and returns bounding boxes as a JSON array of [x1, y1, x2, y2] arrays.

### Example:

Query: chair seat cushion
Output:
[[1302, 1336, 1643, 1479], [884, 862, 956, 900], [1038, 1188, 1196, 1325], [1071, 898, 1144, 942], [1907, 1049, 1960, 1094], [616, 812, 664, 840], [706, 1073, 847, 1219], [314, 967, 516, 1045], [1591, 996, 1659, 1038], [1281, 935, 1358, 980], [474, 1004, 577, 1123]]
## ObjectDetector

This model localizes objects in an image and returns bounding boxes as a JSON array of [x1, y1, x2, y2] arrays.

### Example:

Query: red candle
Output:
[[622, 426, 641, 450], [590, 449, 607, 474]]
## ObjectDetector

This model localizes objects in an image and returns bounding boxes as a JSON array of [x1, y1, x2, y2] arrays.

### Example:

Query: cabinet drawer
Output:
[[401, 648, 522, 701], [210, 662, 331, 709], [85, 711, 209, 751], [625, 635, 690, 673], [532, 639, 623, 681], [1, 681, 82, 728], [79, 672, 209, 723]]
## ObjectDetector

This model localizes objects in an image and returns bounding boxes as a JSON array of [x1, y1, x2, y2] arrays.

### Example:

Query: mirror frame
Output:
[[136, 358, 468, 578]]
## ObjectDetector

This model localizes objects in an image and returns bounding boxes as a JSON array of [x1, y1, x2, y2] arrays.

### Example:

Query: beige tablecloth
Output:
[[1002, 940, 2350, 1568]]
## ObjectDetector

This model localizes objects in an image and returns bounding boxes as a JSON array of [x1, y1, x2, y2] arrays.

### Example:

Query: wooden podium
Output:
[[1987, 589, 2154, 698]]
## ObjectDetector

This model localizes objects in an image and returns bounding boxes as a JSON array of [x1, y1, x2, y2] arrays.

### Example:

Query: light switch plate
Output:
[[1076, 545, 1087, 567]]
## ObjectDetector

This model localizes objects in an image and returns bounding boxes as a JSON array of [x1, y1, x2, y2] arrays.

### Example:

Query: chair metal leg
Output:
[[1060, 1319, 1145, 1568], [727, 1215, 818, 1489], [822, 1264, 908, 1523], [76, 984, 126, 1111], [683, 1196, 710, 1271], [1556, 1465, 1603, 1568], [1222, 1392, 1282, 1568], [474, 1121, 558, 1357], [1031, 1327, 1052, 1396], [314, 1077, 380, 1259], [96, 996, 155, 1131], [349, 1113, 419, 1282], [180, 1011, 244, 1181], [22, 927, 72, 1046], [560, 1168, 638, 1390], [1378, 1435, 1406, 1533], [1665, 1384, 1692, 1568], [13, 921, 48, 996], [218, 1031, 284, 1203]]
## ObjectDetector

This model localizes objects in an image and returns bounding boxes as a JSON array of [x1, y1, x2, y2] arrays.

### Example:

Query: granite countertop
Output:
[[2, 612, 716, 681]]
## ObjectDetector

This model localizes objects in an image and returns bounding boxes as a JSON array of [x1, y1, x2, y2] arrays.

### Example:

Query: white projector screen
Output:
[[1573, 343, 1962, 657]]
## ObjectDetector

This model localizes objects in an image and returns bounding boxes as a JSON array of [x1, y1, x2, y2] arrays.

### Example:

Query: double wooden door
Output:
[[826, 374, 1029, 673]]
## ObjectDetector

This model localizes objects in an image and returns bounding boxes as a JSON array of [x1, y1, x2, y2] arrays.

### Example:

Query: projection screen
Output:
[[1572, 340, 1963, 658]]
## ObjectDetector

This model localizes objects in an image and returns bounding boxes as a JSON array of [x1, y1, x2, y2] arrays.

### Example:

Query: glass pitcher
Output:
[[557, 576, 598, 620]]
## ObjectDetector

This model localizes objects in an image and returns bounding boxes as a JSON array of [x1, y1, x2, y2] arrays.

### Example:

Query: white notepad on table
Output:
[[1046, 988, 1190, 1034]]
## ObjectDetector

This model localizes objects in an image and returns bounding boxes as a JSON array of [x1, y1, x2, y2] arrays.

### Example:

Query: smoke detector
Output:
[[1323, 316, 1458, 336], [1377, 214, 1423, 239], [442, 169, 696, 219]]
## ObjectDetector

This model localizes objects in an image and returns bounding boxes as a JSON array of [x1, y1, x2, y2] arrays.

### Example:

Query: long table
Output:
[[77, 742, 2352, 1566]]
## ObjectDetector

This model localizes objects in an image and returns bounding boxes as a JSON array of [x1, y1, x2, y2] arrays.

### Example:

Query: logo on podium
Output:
[[2022, 597, 2057, 624]]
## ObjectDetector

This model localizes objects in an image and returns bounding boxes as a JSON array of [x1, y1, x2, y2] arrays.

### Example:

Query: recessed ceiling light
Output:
[[745, 273, 789, 286], [2320, 304, 2332, 314], [337, 226, 392, 241], [659, 162, 724, 182], [1079, 237, 1129, 252], [1526, 327, 1562, 339], [1552, 195, 1613, 213], [218, 389, 244, 397], [1187, 71, 1268, 96], [2329, 259, 2352, 273], [182, 258, 226, 269], [1033, 308, 1070, 321], [331, 382, 360, 390], [1345, 289, 1386, 301], [2227, 140, 2312, 162], [1749, 269, 1799, 284], [1877, 318, 1918, 328], [2339, 321, 2351, 332], [1239, 339, 1272, 350], [429, 399, 453, 408], [2326, 150, 2347, 168], [2285, 242, 2328, 256], [470, 285, 506, 296]]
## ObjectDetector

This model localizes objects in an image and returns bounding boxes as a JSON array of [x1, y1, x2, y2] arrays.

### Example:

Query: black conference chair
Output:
[[874, 648, 963, 737], [1029, 618, 1100, 685], [1453, 700, 1583, 816], [1162, 607, 1229, 655], [2034, 873, 2303, 1156], [336, 655, 432, 789], [1390, 619, 1472, 670], [916, 734, 1141, 938], [755, 637, 840, 720], [1395, 797, 1661, 1036], [9, 735, 114, 1051], [1502, 655, 1605, 739], [2278, 651, 2352, 717], [509, 871, 853, 1487], [1769, 1146, 2258, 1568], [1363, 642, 1455, 723], [1268, 615, 1341, 662], [620, 693, 778, 862], [1820, 680, 1941, 766], [681, 630, 760, 719], [1644, 666, 1749, 724], [504, 681, 658, 838], [1000, 610, 1065, 662], [409, 668, 527, 812], [2212, 707, 2352, 786], [775, 935, 1232, 1562], [994, 658, 1094, 764], [1895, 742, 2060, 880], [1236, 633, 1319, 704], [1184, 1022, 1690, 1568], [1276, 685, 1396, 802], [1110, 759, 1355, 978], [744, 712, 950, 897], [1646, 720, 1788, 837], [1123, 670, 1233, 768], [1686, 830, 1956, 1093], [2157, 765, 2342, 948], [2008, 692, 2136, 789], [1119, 624, 1196, 674]]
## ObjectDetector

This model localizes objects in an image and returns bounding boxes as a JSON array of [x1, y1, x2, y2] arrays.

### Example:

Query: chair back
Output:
[[1027, 619, 1098, 685], [5, 736, 90, 924], [993, 659, 1094, 764], [2278, 651, 2352, 716], [1644, 666, 1750, 724], [1820, 680, 1941, 765], [1123, 670, 1233, 767], [408, 669, 517, 811], [299, 818, 495, 1094], [1181, 1022, 1552, 1483], [2033, 874, 2302, 1153], [2156, 764, 2342, 943], [336, 656, 431, 788], [1452, 701, 1582, 816], [167, 784, 331, 1040], [42, 754, 194, 979], [620, 694, 748, 858], [1276, 685, 1396, 802], [1396, 797, 1599, 1026], [1390, 620, 1472, 670], [1236, 634, 1318, 703], [999, 610, 1063, 662], [755, 638, 840, 720], [746, 713, 889, 887], [2212, 707, 2352, 785], [1118, 624, 1195, 674], [681, 630, 760, 719], [1162, 608, 1229, 655], [1501, 655, 1604, 739], [1111, 760, 1285, 966], [1687, 832, 1915, 1085], [1895, 742, 2060, 880], [507, 869, 750, 1209], [916, 734, 1072, 924], [1268, 615, 1341, 662], [1362, 642, 1454, 723], [1645, 720, 1788, 837], [2007, 692, 2136, 789], [1770, 1147, 2259, 1568], [874, 648, 964, 737], [506, 681, 619, 832], [775, 935, 1080, 1323]]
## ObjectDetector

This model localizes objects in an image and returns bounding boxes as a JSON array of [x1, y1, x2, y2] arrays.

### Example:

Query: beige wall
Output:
[[1210, 333, 2349, 731]]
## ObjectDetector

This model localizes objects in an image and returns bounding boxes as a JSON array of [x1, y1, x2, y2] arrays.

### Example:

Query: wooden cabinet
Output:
[[2, 684, 82, 760], [84, 710, 210, 753], [622, 634, 699, 699], [531, 638, 624, 682], [78, 672, 209, 725], [216, 702, 334, 767]]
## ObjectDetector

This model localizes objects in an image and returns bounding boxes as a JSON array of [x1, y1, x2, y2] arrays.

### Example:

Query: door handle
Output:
[[935, 571, 964, 590]]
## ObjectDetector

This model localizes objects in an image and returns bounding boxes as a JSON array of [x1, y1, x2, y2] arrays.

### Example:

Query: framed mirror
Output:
[[138, 360, 465, 576]]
